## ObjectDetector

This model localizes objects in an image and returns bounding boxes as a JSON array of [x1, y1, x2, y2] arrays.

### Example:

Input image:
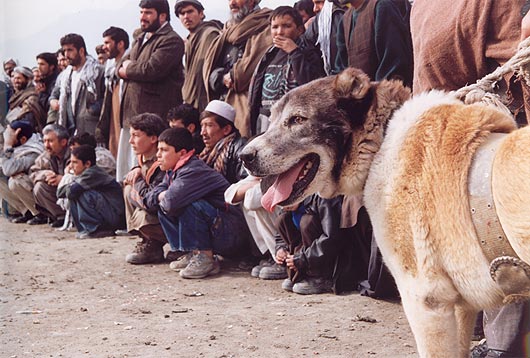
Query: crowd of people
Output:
[[1, 0, 529, 357]]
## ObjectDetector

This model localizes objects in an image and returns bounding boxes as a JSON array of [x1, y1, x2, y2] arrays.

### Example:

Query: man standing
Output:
[[203, 0, 272, 137], [6, 67, 46, 132], [116, 0, 184, 182], [96, 26, 129, 159], [35, 52, 59, 114], [29, 124, 70, 227], [175, 0, 222, 113], [58, 33, 105, 136]]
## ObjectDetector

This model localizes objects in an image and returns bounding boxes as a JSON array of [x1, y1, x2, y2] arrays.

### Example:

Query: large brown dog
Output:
[[240, 68, 530, 358]]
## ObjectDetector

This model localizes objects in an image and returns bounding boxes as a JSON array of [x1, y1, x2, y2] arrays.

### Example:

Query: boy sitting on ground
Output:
[[274, 194, 350, 295], [57, 144, 125, 239], [145, 127, 248, 279]]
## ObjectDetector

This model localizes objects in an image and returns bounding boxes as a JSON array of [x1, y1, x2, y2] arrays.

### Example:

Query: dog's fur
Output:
[[240, 68, 530, 358]]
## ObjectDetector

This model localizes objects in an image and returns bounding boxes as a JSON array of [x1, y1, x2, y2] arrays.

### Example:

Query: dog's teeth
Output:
[[306, 161, 312, 170]]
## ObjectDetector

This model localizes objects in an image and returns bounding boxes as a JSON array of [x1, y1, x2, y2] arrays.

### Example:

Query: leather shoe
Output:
[[48, 217, 65, 228], [27, 214, 48, 225]]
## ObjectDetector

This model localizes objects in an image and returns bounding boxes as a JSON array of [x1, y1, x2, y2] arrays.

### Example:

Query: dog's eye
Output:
[[287, 115, 307, 126]]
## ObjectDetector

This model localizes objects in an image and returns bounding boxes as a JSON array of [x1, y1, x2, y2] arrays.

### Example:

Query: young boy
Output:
[[274, 194, 362, 295], [145, 127, 248, 279], [124, 113, 171, 264], [248, 5, 325, 135], [166, 103, 204, 154], [57, 144, 125, 239]]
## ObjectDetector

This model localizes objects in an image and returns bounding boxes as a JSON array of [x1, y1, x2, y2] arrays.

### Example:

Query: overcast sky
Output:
[[0, 0, 292, 68]]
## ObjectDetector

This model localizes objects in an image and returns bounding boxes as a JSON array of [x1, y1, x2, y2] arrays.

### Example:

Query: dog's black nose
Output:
[[239, 149, 256, 164]]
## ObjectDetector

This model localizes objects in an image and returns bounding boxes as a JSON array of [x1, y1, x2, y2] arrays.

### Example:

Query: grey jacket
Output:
[[0, 135, 44, 177]]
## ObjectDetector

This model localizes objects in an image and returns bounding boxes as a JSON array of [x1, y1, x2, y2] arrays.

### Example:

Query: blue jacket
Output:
[[145, 156, 229, 218]]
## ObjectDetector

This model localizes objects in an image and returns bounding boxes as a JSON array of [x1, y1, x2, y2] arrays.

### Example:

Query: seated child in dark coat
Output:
[[144, 128, 249, 279], [57, 144, 125, 239]]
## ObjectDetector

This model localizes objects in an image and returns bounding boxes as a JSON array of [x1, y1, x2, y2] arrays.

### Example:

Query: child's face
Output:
[[157, 141, 185, 171], [70, 154, 90, 176], [271, 15, 303, 41]]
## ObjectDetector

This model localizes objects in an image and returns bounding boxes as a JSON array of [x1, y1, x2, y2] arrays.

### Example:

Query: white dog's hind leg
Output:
[[400, 286, 462, 358], [454, 303, 478, 357]]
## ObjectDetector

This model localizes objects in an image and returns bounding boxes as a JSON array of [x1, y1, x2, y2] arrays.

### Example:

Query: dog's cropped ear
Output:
[[334, 68, 371, 100], [334, 68, 373, 127]]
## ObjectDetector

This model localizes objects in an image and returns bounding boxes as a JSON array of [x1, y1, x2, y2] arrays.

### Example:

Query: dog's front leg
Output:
[[400, 285, 462, 358]]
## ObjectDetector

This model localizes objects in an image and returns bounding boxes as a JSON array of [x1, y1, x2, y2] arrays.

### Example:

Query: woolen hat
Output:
[[204, 100, 236, 123], [174, 0, 204, 14]]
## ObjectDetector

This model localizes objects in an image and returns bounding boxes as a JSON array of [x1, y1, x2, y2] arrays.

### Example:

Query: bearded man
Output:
[[6, 66, 46, 133], [203, 0, 272, 137], [116, 0, 184, 182], [58, 33, 105, 136]]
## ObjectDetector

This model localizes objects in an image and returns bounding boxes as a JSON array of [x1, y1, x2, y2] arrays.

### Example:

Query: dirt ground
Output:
[[1, 217, 420, 358]]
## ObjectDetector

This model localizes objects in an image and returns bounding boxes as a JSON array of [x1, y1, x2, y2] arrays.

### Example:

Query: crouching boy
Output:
[[57, 144, 125, 239], [145, 128, 247, 279]]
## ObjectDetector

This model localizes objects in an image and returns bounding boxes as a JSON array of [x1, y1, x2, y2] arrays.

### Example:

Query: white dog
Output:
[[240, 68, 530, 358]]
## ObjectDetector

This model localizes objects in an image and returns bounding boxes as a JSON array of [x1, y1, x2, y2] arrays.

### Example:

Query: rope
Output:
[[453, 37, 530, 113]]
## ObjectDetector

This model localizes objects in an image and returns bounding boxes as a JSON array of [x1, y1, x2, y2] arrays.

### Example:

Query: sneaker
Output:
[[250, 259, 274, 278], [292, 277, 333, 295], [169, 253, 192, 271], [471, 339, 488, 358], [115, 229, 133, 237], [76, 229, 115, 239], [179, 253, 220, 279], [258, 263, 287, 280], [27, 213, 48, 225], [125, 238, 164, 264], [282, 278, 294, 292]]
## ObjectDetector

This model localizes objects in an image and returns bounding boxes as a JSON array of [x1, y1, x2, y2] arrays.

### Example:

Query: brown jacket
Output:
[[203, 8, 272, 137], [120, 23, 184, 126]]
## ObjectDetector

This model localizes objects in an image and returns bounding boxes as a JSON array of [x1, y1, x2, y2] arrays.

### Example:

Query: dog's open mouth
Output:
[[261, 153, 320, 211]]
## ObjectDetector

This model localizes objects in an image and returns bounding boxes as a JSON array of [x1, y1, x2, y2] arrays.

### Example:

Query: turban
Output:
[[12, 66, 34, 80]]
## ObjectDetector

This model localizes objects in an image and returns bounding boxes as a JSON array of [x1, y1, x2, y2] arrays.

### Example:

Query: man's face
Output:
[[70, 154, 90, 176], [11, 72, 29, 92], [32, 69, 41, 83], [271, 15, 304, 41], [312, 0, 325, 13], [97, 52, 108, 65], [169, 119, 196, 134], [102, 36, 120, 59], [157, 141, 183, 171], [178, 5, 204, 32], [37, 59, 53, 78], [200, 116, 230, 150], [298, 9, 311, 24], [43, 131, 67, 157], [229, 0, 254, 22], [3, 61, 16, 77], [57, 53, 68, 71], [62, 44, 83, 67], [140, 8, 162, 32], [129, 127, 158, 155]]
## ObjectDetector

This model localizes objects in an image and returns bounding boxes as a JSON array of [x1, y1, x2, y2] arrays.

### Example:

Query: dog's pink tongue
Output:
[[261, 161, 306, 212]]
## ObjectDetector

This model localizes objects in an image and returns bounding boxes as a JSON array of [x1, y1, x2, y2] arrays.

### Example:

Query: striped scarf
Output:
[[199, 132, 236, 176]]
